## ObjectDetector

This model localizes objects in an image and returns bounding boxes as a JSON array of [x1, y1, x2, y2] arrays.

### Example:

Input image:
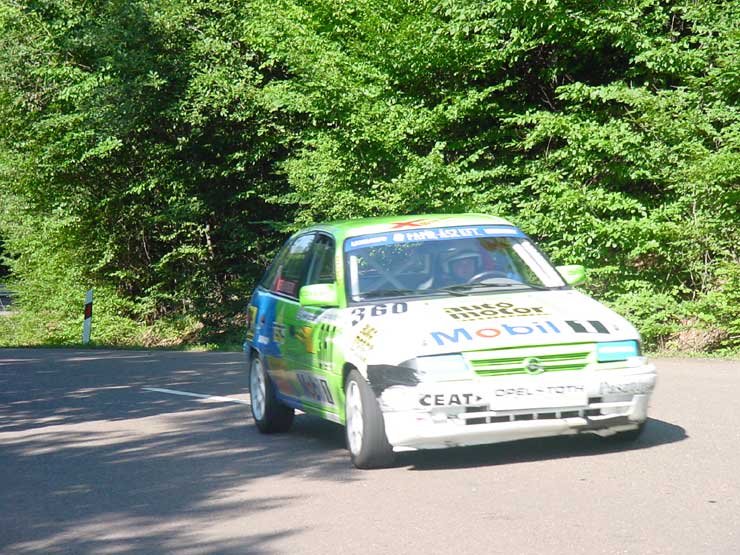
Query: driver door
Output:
[[292, 233, 340, 416]]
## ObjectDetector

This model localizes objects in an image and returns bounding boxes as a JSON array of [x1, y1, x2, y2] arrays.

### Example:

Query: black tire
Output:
[[344, 369, 395, 469], [249, 354, 294, 433], [607, 421, 646, 442]]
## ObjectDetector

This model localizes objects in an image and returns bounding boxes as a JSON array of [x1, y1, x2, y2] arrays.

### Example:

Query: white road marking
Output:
[[143, 387, 250, 405]]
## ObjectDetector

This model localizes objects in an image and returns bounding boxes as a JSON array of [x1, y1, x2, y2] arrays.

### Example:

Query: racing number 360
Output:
[[351, 302, 408, 326]]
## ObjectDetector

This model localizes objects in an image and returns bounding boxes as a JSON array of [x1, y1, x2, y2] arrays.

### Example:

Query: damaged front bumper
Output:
[[377, 364, 657, 451]]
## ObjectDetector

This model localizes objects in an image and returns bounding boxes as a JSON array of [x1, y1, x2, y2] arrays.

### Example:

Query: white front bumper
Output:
[[380, 365, 656, 451]]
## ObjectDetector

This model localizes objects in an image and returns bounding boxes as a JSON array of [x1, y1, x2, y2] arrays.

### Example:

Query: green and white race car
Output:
[[244, 214, 657, 468]]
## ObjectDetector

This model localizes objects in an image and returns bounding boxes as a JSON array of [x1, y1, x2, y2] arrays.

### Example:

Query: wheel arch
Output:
[[245, 345, 259, 369], [342, 362, 357, 386]]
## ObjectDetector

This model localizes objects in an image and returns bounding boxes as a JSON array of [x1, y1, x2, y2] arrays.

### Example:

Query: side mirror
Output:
[[556, 264, 587, 286], [299, 283, 339, 307]]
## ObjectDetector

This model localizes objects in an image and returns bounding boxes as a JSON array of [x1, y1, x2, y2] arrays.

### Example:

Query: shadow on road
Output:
[[401, 417, 687, 471], [0, 349, 352, 555], [0, 349, 254, 433]]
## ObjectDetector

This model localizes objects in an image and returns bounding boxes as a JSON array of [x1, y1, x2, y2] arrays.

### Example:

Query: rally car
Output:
[[244, 214, 657, 468]]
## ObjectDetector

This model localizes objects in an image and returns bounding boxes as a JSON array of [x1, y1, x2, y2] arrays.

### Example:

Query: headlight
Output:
[[596, 340, 640, 362], [415, 354, 473, 382]]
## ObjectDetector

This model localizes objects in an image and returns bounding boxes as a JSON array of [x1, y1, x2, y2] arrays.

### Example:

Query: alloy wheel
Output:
[[346, 380, 364, 455], [250, 358, 266, 420]]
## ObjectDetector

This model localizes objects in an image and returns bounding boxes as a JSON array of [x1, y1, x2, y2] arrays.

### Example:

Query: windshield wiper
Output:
[[437, 283, 514, 294], [519, 282, 550, 290], [437, 281, 550, 294], [359, 288, 426, 300]]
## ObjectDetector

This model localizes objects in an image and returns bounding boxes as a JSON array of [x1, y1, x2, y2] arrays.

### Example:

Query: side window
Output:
[[265, 234, 316, 298], [260, 242, 290, 289], [305, 235, 336, 286]]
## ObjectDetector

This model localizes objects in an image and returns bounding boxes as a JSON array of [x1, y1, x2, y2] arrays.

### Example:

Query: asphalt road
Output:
[[1, 349, 738, 555]]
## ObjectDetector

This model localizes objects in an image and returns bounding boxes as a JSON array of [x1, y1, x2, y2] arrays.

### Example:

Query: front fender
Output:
[[365, 360, 422, 396]]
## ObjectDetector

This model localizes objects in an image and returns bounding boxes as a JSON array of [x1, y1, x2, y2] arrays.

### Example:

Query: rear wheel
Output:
[[344, 369, 395, 469], [249, 355, 294, 433]]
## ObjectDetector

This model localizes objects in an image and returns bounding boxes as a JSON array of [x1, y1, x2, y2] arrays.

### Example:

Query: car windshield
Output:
[[343, 225, 566, 302]]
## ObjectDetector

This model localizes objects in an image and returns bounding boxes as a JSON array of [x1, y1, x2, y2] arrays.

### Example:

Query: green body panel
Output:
[[275, 298, 344, 420]]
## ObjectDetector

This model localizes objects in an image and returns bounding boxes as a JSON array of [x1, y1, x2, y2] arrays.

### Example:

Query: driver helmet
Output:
[[442, 249, 482, 277]]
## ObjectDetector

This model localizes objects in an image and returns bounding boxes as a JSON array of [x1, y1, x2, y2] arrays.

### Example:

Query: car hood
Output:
[[339, 289, 639, 365]]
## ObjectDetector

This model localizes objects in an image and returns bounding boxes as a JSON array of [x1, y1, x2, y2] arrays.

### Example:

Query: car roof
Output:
[[303, 213, 516, 240]]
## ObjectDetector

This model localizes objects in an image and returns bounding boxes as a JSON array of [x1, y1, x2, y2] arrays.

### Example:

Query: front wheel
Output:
[[344, 369, 395, 469], [249, 355, 294, 433]]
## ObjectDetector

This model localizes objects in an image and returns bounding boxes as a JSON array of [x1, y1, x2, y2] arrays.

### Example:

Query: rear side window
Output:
[[260, 243, 290, 289], [263, 234, 316, 298]]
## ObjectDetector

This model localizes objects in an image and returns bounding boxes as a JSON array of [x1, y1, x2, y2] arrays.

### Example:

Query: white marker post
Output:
[[82, 289, 93, 344]]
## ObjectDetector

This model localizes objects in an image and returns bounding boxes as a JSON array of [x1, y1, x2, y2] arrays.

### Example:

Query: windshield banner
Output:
[[344, 225, 525, 252]]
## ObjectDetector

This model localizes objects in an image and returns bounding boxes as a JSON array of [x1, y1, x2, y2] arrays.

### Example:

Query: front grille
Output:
[[464, 343, 592, 377], [460, 396, 632, 426]]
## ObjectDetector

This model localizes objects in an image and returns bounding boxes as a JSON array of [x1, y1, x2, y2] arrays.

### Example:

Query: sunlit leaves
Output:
[[0, 0, 737, 350]]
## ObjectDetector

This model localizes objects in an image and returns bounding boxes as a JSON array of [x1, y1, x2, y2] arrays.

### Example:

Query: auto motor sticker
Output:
[[443, 301, 548, 322]]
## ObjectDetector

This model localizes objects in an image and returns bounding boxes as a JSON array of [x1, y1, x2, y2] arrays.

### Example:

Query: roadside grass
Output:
[[0, 312, 245, 352], [646, 348, 740, 360]]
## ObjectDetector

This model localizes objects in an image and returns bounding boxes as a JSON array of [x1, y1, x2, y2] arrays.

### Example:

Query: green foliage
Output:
[[606, 285, 682, 350], [0, 0, 737, 352]]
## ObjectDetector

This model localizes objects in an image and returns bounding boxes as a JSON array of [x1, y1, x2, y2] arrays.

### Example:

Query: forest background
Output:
[[0, 0, 738, 354]]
